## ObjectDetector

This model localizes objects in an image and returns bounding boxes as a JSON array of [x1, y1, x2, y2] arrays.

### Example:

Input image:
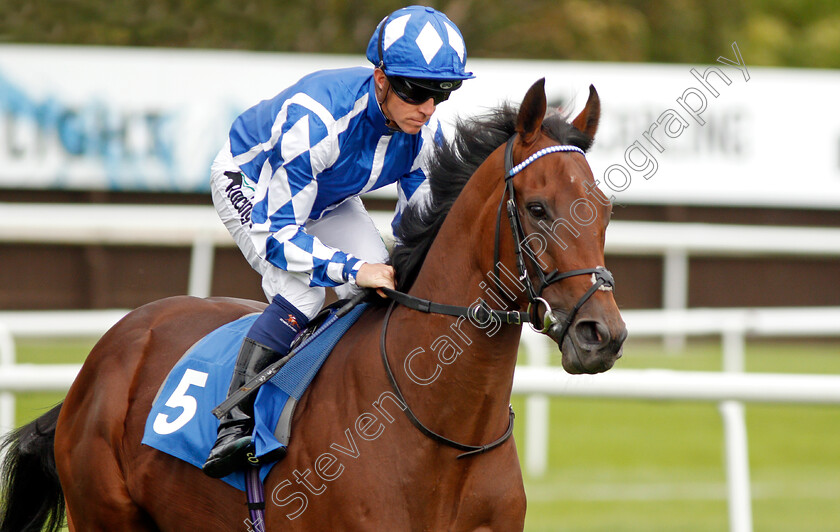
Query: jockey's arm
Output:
[[255, 103, 399, 293]]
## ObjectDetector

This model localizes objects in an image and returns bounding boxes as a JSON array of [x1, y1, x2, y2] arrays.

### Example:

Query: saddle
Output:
[[289, 298, 344, 350], [141, 299, 368, 491]]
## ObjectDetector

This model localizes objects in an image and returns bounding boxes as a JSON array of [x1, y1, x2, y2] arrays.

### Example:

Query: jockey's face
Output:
[[374, 69, 436, 135]]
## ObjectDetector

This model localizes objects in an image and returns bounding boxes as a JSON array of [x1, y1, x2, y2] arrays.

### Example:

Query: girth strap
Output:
[[379, 301, 515, 458], [244, 466, 266, 531]]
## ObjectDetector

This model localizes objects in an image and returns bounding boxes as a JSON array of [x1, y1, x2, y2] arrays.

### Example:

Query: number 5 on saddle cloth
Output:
[[141, 301, 368, 490]]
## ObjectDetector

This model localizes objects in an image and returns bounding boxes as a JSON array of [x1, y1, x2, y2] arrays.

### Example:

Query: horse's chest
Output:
[[266, 460, 525, 531], [410, 466, 527, 531]]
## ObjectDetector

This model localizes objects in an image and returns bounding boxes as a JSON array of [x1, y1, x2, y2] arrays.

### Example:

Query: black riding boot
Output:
[[202, 338, 279, 478]]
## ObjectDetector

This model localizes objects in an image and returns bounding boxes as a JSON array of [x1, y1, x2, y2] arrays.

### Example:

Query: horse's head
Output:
[[502, 78, 627, 374]]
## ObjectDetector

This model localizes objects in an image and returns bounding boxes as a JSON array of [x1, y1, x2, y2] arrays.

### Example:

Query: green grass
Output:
[[11, 338, 93, 427], [7, 337, 840, 531], [511, 338, 840, 532]]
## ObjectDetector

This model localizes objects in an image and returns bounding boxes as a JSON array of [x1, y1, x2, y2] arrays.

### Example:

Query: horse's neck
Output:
[[390, 172, 522, 444]]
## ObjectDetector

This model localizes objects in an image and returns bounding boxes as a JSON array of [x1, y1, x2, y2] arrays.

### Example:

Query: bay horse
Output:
[[0, 79, 626, 531]]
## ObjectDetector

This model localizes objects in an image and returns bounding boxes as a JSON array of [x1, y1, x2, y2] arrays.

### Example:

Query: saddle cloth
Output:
[[141, 303, 368, 491]]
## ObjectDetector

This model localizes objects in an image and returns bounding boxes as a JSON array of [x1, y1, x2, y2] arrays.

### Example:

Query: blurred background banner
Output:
[[2, 44, 838, 209], [0, 45, 367, 193]]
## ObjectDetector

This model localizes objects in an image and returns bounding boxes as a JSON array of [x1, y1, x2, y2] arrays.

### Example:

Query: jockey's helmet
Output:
[[366, 5, 475, 91]]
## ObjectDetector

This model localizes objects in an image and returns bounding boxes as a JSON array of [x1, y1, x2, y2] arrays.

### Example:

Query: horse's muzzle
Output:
[[549, 313, 627, 375]]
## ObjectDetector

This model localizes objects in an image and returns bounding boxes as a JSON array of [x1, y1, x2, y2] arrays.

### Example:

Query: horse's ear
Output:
[[571, 84, 600, 140], [516, 78, 547, 145]]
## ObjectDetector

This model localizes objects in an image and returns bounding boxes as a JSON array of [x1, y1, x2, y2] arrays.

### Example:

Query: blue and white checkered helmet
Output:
[[366, 5, 475, 82]]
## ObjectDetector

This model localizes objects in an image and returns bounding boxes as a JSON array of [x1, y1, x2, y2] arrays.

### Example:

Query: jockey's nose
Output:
[[418, 98, 436, 115]]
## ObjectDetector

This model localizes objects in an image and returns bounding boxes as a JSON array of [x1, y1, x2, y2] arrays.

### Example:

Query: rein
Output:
[[379, 133, 616, 459], [379, 301, 515, 458], [380, 287, 528, 325]]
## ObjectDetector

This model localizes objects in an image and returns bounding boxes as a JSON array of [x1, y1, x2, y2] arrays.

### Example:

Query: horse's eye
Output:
[[527, 203, 547, 219]]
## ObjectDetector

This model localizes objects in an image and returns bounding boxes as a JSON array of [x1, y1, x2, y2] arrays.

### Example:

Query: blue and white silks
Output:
[[228, 67, 442, 288]]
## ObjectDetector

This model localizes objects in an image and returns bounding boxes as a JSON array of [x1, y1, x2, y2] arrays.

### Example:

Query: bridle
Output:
[[379, 133, 616, 458], [494, 134, 615, 341], [383, 134, 616, 339]]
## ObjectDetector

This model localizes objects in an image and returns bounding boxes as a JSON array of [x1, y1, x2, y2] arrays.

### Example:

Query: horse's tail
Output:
[[0, 403, 66, 532]]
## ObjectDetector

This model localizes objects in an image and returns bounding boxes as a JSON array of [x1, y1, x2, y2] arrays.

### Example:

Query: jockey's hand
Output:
[[355, 263, 395, 298]]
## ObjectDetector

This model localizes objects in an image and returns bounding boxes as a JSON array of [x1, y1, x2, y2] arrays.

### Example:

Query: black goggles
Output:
[[388, 76, 462, 105]]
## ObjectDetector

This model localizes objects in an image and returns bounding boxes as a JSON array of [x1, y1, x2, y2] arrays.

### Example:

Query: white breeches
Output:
[[210, 144, 389, 320]]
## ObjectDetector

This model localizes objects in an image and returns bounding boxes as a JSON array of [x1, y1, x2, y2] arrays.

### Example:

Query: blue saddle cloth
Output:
[[141, 303, 368, 491]]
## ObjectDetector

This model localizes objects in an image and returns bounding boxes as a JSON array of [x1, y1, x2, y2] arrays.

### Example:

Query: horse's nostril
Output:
[[573, 320, 610, 349]]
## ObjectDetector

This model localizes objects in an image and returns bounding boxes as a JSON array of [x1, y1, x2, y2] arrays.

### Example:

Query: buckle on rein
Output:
[[468, 299, 523, 326]]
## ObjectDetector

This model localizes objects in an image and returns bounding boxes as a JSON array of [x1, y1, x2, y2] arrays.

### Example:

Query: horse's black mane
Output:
[[390, 104, 594, 292]]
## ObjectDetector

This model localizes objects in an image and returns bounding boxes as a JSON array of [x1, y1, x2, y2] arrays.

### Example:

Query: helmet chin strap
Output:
[[376, 79, 404, 133]]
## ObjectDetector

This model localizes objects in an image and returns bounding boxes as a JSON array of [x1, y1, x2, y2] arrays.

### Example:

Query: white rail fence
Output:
[[2, 307, 840, 532], [519, 307, 840, 532], [4, 203, 840, 532], [4, 202, 840, 306]]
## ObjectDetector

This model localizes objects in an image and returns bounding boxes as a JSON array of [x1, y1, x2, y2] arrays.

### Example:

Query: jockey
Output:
[[203, 5, 474, 478]]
